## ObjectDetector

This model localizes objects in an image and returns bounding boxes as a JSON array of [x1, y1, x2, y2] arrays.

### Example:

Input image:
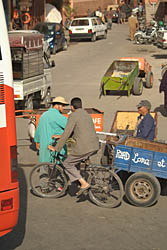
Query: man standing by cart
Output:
[[134, 100, 156, 141]]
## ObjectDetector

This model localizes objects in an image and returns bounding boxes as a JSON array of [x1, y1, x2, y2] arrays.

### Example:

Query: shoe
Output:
[[76, 184, 91, 197]]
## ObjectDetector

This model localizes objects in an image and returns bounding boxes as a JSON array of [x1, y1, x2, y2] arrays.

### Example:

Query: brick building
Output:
[[71, 0, 117, 17]]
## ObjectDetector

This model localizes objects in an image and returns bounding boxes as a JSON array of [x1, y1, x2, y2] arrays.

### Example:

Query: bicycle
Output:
[[29, 150, 124, 208]]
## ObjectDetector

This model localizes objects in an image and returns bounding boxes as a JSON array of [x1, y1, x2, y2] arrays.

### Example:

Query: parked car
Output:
[[34, 22, 68, 54], [69, 17, 107, 42], [157, 30, 167, 49]]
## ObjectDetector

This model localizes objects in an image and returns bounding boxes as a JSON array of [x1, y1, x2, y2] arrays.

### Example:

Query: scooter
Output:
[[134, 25, 157, 44]]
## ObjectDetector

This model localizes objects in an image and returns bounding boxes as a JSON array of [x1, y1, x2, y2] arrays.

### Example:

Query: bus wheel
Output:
[[125, 172, 161, 207]]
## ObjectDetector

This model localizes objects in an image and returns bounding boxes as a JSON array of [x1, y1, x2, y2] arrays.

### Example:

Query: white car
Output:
[[157, 30, 167, 49], [69, 17, 107, 42]]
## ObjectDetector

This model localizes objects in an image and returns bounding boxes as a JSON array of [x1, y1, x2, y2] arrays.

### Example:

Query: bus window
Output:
[[0, 0, 19, 237]]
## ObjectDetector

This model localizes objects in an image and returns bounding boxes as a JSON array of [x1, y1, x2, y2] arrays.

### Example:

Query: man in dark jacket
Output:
[[134, 100, 156, 141], [53, 97, 99, 196], [160, 68, 167, 112]]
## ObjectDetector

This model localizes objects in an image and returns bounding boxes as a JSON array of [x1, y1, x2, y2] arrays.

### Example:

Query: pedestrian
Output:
[[87, 9, 91, 17], [133, 100, 156, 141], [128, 11, 139, 41], [95, 6, 102, 20], [106, 8, 113, 30], [120, 1, 126, 24], [159, 66, 167, 113], [34, 96, 69, 163], [51, 97, 99, 196], [117, 7, 121, 24], [138, 2, 144, 17]]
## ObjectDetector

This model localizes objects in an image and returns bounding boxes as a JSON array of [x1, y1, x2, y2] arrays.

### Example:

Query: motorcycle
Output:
[[134, 25, 158, 44]]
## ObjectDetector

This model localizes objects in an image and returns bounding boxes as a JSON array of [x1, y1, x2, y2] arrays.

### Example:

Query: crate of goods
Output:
[[8, 32, 44, 80], [109, 111, 158, 138]]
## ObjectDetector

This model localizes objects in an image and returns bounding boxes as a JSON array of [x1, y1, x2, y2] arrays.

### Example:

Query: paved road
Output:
[[2, 23, 167, 250]]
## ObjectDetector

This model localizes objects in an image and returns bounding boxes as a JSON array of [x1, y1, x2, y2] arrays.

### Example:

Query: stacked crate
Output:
[[8, 32, 44, 80]]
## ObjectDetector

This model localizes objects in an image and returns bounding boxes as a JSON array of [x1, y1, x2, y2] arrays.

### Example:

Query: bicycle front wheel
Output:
[[29, 162, 68, 198], [88, 168, 124, 208]]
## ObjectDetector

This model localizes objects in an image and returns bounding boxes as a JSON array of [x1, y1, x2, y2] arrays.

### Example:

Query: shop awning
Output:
[[46, 3, 62, 23]]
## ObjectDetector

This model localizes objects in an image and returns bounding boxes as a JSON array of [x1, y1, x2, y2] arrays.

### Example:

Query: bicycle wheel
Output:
[[29, 162, 68, 198], [88, 167, 124, 208]]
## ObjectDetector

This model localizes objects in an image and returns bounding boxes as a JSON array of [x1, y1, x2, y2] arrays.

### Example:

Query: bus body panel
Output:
[[0, 188, 19, 237], [0, 0, 19, 237]]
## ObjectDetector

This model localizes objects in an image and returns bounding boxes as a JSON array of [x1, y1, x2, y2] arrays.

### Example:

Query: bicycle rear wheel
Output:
[[88, 168, 124, 208], [29, 162, 68, 198]]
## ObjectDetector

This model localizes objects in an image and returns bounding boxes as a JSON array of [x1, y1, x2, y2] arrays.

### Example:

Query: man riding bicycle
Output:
[[49, 97, 99, 196]]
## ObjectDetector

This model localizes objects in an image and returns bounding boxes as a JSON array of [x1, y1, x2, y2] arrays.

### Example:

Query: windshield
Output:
[[34, 23, 55, 35], [71, 19, 89, 26]]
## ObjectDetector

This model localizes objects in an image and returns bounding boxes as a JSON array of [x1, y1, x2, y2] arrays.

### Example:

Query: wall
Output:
[[72, 0, 117, 17]]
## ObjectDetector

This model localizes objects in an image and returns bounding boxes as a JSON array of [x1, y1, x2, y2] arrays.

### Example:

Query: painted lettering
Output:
[[132, 153, 150, 166], [92, 118, 101, 125], [115, 149, 130, 161], [157, 159, 166, 168]]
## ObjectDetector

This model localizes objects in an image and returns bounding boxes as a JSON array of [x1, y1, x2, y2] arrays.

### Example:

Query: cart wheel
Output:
[[125, 172, 161, 207], [133, 77, 143, 95], [145, 71, 153, 88]]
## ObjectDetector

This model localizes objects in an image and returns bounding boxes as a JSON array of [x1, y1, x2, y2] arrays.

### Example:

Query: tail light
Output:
[[69, 30, 72, 34], [10, 146, 18, 183], [1, 198, 13, 211], [162, 39, 166, 42], [88, 29, 92, 33]]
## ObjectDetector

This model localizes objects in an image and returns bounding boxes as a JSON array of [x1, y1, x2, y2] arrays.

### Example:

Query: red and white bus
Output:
[[0, 0, 19, 237]]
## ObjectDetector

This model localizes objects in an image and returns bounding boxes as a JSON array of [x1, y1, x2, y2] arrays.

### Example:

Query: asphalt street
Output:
[[1, 23, 167, 250]]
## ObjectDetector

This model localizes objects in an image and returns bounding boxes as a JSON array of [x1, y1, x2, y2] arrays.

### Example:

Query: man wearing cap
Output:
[[134, 100, 156, 141], [34, 96, 69, 162], [50, 97, 99, 196]]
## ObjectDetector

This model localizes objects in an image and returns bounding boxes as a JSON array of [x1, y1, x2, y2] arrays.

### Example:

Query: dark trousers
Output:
[[63, 151, 97, 183]]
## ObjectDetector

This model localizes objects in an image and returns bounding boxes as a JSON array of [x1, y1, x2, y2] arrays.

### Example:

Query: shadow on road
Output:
[[152, 54, 167, 59], [0, 167, 27, 250]]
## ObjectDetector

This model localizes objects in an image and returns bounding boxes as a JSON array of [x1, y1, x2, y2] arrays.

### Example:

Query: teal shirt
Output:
[[34, 108, 67, 162]]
